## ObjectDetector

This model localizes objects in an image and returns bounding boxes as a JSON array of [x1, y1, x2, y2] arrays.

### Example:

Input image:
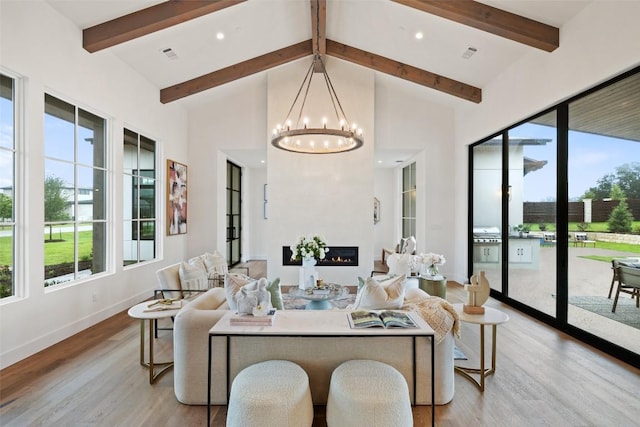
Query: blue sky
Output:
[[517, 123, 640, 201]]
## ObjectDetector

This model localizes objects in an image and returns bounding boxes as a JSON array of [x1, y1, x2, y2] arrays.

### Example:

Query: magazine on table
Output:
[[348, 310, 417, 329], [229, 309, 277, 326], [143, 299, 183, 312]]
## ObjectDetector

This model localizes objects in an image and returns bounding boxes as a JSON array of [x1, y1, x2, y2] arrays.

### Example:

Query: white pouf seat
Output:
[[327, 360, 413, 427], [227, 360, 313, 427]]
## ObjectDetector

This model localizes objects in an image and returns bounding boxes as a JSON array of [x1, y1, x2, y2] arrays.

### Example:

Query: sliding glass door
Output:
[[470, 66, 640, 367], [507, 113, 557, 316]]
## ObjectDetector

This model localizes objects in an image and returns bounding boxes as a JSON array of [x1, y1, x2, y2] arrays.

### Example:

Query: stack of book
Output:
[[229, 310, 277, 326]]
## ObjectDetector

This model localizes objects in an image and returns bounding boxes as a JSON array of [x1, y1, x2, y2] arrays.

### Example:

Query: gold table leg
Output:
[[138, 319, 174, 384], [454, 324, 498, 392]]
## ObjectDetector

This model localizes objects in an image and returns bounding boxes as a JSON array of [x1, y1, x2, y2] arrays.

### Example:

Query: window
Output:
[[0, 73, 16, 298], [123, 129, 156, 266], [44, 94, 107, 287], [402, 162, 416, 238]]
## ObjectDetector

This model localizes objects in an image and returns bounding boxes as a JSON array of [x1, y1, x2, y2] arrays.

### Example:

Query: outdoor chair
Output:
[[611, 265, 640, 313]]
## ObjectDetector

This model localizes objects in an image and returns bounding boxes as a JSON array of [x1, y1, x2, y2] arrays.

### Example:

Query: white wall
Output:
[[451, 0, 640, 283], [266, 59, 375, 284], [186, 75, 268, 258], [374, 76, 456, 278], [0, 1, 188, 368]]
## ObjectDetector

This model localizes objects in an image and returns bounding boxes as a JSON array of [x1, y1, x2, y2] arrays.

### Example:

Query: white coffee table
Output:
[[453, 303, 509, 391], [128, 299, 183, 384]]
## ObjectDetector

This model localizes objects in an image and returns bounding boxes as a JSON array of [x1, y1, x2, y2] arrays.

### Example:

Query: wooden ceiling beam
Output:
[[83, 0, 245, 53], [310, 0, 326, 55], [392, 0, 559, 52], [310, 0, 326, 72], [160, 40, 313, 103], [326, 39, 481, 103]]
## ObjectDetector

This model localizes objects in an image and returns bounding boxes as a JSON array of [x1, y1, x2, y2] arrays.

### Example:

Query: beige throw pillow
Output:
[[202, 250, 228, 279], [178, 261, 208, 295], [350, 274, 407, 310]]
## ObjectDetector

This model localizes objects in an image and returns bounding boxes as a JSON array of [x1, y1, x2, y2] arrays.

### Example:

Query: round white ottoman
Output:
[[226, 360, 313, 427], [326, 360, 413, 427]]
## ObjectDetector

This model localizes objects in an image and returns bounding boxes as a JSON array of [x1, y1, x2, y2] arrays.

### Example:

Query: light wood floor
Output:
[[1, 260, 639, 426]]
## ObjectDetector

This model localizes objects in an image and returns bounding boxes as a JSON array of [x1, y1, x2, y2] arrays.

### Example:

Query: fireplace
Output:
[[282, 246, 358, 267]]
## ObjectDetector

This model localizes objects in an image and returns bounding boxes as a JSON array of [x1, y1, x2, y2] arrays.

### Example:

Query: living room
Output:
[[1, 1, 640, 425]]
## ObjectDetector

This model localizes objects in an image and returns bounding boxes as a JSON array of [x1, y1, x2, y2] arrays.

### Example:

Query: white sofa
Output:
[[172, 285, 455, 406]]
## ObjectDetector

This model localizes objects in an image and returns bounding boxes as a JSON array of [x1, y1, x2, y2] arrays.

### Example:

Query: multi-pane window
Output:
[[0, 74, 16, 298], [123, 129, 156, 266], [44, 94, 107, 287], [402, 162, 416, 238]]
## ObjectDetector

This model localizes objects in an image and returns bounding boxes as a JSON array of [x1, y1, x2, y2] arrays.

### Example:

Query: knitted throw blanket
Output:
[[402, 296, 460, 344]]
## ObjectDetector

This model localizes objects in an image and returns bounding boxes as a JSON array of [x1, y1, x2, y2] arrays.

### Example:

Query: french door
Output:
[[226, 161, 242, 266]]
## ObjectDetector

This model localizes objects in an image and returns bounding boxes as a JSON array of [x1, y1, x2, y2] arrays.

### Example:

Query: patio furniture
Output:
[[609, 258, 640, 298], [571, 232, 596, 248], [612, 265, 640, 313]]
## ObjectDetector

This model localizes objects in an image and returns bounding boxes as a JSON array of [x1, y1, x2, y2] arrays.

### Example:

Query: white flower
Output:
[[290, 234, 329, 261], [419, 252, 446, 266]]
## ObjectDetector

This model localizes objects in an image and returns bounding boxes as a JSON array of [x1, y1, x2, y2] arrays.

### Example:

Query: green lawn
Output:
[[0, 230, 94, 265], [529, 221, 640, 233]]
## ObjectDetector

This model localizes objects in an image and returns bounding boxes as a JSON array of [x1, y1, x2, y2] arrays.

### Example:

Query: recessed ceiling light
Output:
[[216, 32, 225, 40], [377, 160, 383, 164], [415, 31, 423, 40], [260, 160, 265, 164]]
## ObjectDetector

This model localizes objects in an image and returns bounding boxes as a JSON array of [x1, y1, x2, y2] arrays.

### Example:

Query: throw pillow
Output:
[[178, 261, 208, 294], [202, 250, 227, 278], [225, 273, 256, 310], [387, 253, 415, 277], [350, 274, 406, 310]]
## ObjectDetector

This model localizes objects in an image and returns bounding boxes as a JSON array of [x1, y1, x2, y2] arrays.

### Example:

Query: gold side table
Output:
[[452, 303, 509, 391], [128, 300, 182, 384]]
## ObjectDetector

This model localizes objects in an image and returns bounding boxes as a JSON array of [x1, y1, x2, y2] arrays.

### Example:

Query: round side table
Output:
[[128, 299, 182, 384], [418, 276, 447, 298], [452, 303, 509, 391]]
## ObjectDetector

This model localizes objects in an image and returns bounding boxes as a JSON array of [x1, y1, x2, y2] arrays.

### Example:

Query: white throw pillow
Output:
[[387, 253, 415, 277], [350, 274, 406, 310], [178, 261, 208, 294], [224, 273, 256, 310], [202, 250, 228, 278]]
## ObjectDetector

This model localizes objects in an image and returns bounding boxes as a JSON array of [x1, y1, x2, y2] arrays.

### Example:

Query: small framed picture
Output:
[[374, 197, 380, 224]]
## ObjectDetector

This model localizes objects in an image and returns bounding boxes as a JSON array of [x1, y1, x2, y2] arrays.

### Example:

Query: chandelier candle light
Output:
[[271, 53, 364, 154]]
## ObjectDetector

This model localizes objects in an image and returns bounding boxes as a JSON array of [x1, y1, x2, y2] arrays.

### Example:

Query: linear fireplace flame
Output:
[[282, 246, 359, 267]]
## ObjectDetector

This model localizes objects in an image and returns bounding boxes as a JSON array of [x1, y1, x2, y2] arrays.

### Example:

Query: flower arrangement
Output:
[[419, 252, 446, 277], [290, 235, 330, 261]]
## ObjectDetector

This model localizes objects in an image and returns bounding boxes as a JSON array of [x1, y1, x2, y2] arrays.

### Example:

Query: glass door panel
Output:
[[507, 113, 557, 316], [567, 75, 640, 355], [472, 140, 503, 291]]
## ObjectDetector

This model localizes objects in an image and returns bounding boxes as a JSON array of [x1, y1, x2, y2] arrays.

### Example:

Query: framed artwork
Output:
[[167, 159, 188, 235], [374, 197, 380, 224]]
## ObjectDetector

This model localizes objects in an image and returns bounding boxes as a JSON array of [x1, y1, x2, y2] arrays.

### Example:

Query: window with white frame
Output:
[[44, 94, 107, 287], [0, 73, 16, 298], [123, 128, 157, 266]]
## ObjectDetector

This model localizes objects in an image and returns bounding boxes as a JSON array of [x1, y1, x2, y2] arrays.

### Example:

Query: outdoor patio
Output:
[[477, 245, 640, 355]]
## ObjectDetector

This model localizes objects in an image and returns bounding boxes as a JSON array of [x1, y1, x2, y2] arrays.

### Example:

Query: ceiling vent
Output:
[[462, 47, 477, 59], [161, 48, 178, 60]]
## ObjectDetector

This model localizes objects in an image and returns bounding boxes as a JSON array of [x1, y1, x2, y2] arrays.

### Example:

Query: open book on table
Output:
[[348, 310, 417, 329]]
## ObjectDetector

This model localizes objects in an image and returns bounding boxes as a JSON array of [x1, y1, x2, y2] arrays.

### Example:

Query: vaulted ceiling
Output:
[[46, 0, 590, 165]]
